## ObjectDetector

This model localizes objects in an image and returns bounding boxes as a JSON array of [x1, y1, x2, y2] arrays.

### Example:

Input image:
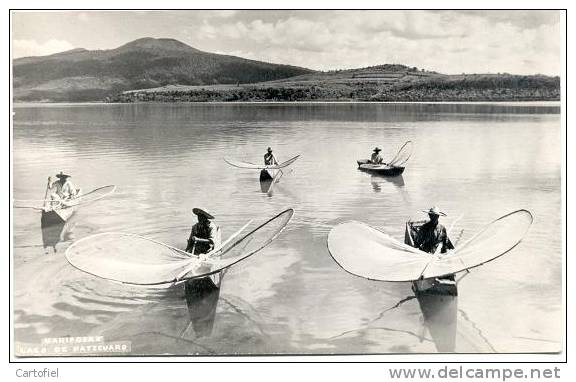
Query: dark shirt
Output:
[[186, 221, 220, 255], [264, 153, 278, 166], [413, 221, 454, 254]]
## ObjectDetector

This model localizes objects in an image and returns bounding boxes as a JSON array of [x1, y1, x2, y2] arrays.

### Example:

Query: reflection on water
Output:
[[182, 274, 224, 338], [40, 216, 77, 254], [370, 173, 406, 192], [12, 102, 562, 355], [416, 292, 458, 353], [260, 179, 274, 196]]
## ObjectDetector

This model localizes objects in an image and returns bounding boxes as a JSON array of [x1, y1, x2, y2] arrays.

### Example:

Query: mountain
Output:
[[13, 38, 315, 102]]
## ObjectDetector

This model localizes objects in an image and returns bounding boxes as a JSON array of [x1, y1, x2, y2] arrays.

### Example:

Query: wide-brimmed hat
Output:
[[422, 206, 446, 216], [56, 171, 71, 179], [267, 147, 273, 152], [373, 147, 382, 152], [193, 208, 215, 219]]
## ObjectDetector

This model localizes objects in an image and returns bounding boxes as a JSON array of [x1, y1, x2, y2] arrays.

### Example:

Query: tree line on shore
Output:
[[107, 74, 560, 103]]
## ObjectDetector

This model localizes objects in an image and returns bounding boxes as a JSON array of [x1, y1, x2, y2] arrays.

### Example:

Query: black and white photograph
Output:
[[9, 8, 566, 362]]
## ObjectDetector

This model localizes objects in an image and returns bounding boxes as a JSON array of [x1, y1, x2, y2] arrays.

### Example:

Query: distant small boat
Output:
[[15, 185, 116, 227], [224, 155, 300, 171], [357, 141, 413, 177], [357, 160, 405, 176], [225, 155, 300, 184]]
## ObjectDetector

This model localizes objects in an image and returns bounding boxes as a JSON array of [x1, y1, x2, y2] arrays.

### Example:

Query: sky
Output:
[[11, 10, 562, 75]]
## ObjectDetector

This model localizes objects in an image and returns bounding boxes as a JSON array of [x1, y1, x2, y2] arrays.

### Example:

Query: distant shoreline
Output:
[[13, 100, 562, 107]]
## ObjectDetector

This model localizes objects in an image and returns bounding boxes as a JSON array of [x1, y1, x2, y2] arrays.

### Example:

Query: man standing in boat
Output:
[[370, 147, 385, 164], [264, 147, 279, 166], [411, 207, 454, 254], [186, 208, 221, 255], [49, 172, 81, 206]]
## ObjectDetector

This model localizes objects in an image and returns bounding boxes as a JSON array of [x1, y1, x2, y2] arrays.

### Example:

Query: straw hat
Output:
[[373, 147, 382, 152], [192, 208, 215, 219], [422, 206, 446, 216], [56, 171, 71, 179]]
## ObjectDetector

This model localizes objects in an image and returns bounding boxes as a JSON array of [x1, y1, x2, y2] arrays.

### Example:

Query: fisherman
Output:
[[185, 208, 222, 293], [369, 147, 385, 164], [49, 172, 81, 205], [186, 208, 221, 256], [264, 147, 278, 166], [413, 207, 454, 254]]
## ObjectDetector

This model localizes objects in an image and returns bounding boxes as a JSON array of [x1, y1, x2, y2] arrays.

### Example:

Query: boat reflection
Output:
[[260, 179, 274, 196], [40, 212, 77, 253], [415, 291, 458, 352], [370, 174, 405, 192], [370, 175, 410, 204], [182, 271, 225, 338]]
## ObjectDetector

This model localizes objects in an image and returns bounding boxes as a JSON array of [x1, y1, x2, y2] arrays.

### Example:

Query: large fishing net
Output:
[[65, 209, 294, 285], [388, 141, 413, 167], [328, 221, 429, 281], [424, 210, 533, 277], [14, 185, 116, 210], [61, 185, 116, 207], [328, 210, 533, 281], [224, 155, 300, 170]]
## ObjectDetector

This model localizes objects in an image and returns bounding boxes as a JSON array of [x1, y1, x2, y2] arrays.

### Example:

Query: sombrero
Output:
[[192, 208, 215, 219], [56, 171, 71, 179], [373, 147, 382, 152], [421, 206, 447, 216]]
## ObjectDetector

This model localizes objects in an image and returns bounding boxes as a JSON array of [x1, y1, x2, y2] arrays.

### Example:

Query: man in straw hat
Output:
[[264, 147, 279, 166], [369, 147, 385, 164], [49, 172, 81, 204], [185, 208, 223, 294], [186, 208, 221, 256], [412, 206, 454, 254]]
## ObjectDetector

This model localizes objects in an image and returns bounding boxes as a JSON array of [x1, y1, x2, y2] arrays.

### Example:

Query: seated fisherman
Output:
[[370, 147, 385, 164]]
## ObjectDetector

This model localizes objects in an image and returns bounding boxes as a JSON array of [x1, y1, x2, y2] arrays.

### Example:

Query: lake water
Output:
[[12, 102, 563, 355]]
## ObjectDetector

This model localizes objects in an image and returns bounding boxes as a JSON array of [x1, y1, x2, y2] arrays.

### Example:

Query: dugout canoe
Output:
[[357, 160, 405, 176]]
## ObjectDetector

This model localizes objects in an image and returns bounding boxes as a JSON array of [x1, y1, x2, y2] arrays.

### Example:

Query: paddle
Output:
[[43, 177, 51, 210], [415, 213, 463, 280]]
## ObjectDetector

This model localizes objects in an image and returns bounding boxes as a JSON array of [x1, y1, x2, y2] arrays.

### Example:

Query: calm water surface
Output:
[[12, 102, 562, 355]]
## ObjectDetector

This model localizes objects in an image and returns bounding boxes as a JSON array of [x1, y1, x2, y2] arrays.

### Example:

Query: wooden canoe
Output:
[[41, 205, 76, 227], [260, 168, 281, 182], [357, 160, 405, 176]]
